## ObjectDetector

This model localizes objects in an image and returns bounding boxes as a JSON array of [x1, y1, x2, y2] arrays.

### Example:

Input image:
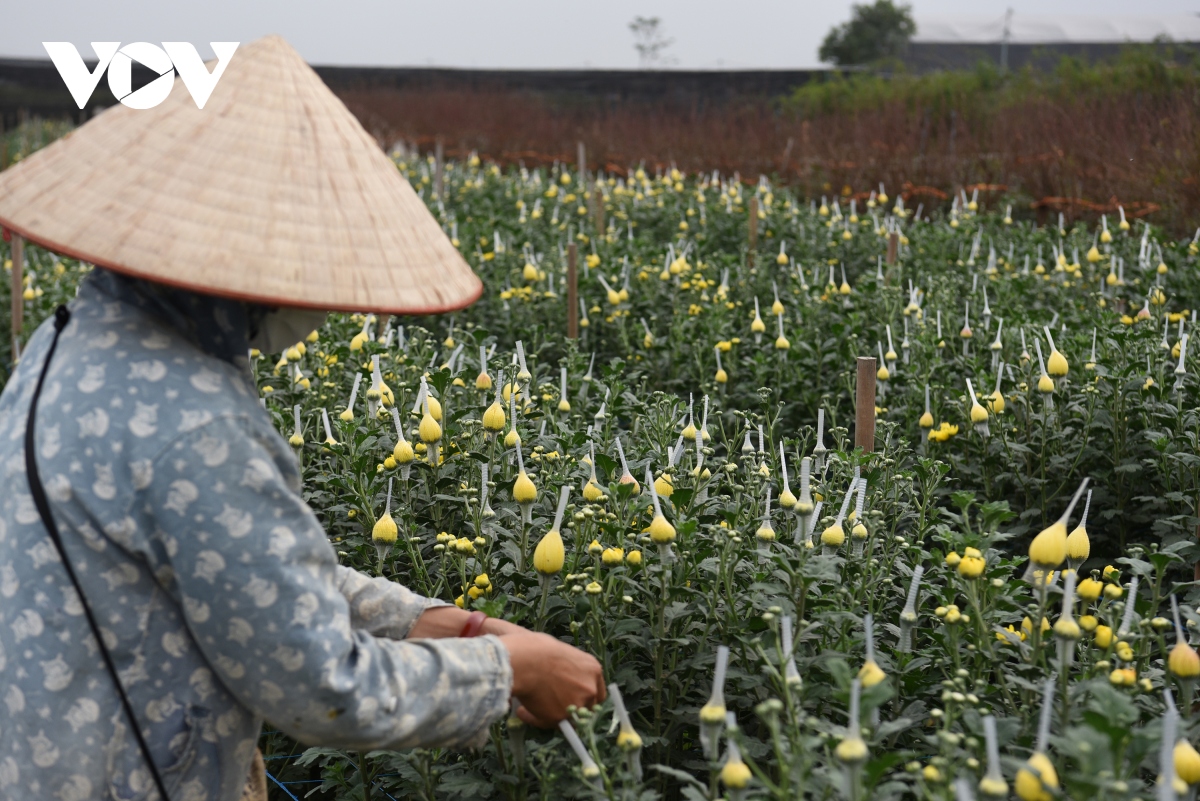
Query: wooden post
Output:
[[592, 180, 605, 232], [886, 232, 899, 265], [434, 138, 444, 199], [855, 356, 877, 453], [747, 196, 758, 268], [567, 243, 579, 339], [11, 233, 23, 363], [577, 141, 586, 183]]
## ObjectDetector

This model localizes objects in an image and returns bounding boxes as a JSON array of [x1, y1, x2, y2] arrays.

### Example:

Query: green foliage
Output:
[[793, 42, 1200, 118], [5, 158, 1200, 800], [818, 0, 916, 67]]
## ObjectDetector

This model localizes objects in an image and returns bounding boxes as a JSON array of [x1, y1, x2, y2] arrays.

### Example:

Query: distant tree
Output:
[[629, 17, 676, 69], [819, 1, 915, 67]]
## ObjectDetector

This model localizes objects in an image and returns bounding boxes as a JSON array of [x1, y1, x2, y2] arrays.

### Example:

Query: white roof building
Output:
[[913, 14, 1200, 44]]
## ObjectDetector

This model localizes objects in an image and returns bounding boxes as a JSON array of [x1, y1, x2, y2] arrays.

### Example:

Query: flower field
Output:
[[6, 155, 1200, 801]]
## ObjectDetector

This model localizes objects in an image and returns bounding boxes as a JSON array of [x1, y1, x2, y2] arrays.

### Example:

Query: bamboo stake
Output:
[[11, 232, 23, 363], [434, 138, 444, 200], [577, 141, 586, 182], [748, 196, 758, 268], [886, 231, 899, 265], [567, 243, 579, 340], [593, 180, 605, 232], [855, 356, 877, 453]]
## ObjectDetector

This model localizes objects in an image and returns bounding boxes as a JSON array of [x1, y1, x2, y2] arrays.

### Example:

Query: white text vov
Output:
[[43, 42, 239, 110]]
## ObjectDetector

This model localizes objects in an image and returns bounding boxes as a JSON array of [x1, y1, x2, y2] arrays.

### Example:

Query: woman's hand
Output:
[[406, 608, 605, 725], [499, 631, 606, 727]]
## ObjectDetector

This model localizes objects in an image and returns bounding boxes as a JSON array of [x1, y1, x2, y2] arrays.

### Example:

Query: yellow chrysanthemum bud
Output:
[[1029, 520, 1068, 568], [419, 410, 442, 443], [513, 471, 538, 504], [1066, 525, 1090, 562], [1170, 642, 1200, 678], [835, 736, 867, 764], [648, 514, 676, 544], [858, 660, 886, 687], [601, 547, 624, 566], [533, 529, 564, 575], [1015, 753, 1058, 801], [821, 523, 845, 548], [1077, 578, 1102, 601], [483, 401, 506, 431], [699, 702, 726, 724], [1176, 740, 1200, 785], [720, 760, 752, 789], [372, 513, 398, 544]]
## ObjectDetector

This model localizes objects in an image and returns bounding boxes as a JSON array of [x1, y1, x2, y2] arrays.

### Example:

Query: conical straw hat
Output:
[[0, 35, 480, 314]]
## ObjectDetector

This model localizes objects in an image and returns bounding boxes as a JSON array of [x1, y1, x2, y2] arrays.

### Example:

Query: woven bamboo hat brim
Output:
[[0, 35, 481, 314]]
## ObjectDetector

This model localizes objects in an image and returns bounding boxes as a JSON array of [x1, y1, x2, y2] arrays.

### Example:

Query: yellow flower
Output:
[[602, 547, 624, 566], [372, 512, 398, 544], [720, 759, 752, 789], [583, 480, 605, 503], [419, 410, 442, 443], [1028, 519, 1068, 569], [1170, 642, 1200, 678], [1015, 752, 1058, 801], [821, 522, 845, 548], [928, 422, 959, 442], [483, 400, 506, 432], [1109, 667, 1136, 686], [858, 659, 886, 687], [625, 550, 643, 566], [1077, 577, 1102, 601], [513, 471, 538, 504], [533, 529, 565, 575], [1176, 740, 1200, 785], [835, 735, 867, 764], [647, 514, 676, 544], [1094, 625, 1114, 649], [958, 551, 986, 579]]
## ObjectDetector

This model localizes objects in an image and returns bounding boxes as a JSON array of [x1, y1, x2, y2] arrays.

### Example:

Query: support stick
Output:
[[855, 356, 877, 453], [434, 138, 444, 199], [748, 195, 758, 268], [567, 243, 579, 340], [886, 231, 899, 265], [593, 180, 605, 231], [11, 232, 23, 363]]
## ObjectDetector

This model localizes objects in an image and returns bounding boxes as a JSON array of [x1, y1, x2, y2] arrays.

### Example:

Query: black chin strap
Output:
[[24, 305, 171, 801]]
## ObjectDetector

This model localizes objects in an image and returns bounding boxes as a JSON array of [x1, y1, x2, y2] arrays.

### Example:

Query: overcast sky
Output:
[[5, 0, 1200, 69]]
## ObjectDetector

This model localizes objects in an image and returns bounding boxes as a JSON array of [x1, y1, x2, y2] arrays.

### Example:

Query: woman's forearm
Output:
[[407, 606, 525, 639]]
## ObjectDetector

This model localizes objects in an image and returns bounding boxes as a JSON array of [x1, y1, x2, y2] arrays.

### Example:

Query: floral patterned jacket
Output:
[[0, 269, 511, 801]]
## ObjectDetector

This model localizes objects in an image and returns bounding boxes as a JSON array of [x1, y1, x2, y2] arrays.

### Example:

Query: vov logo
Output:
[[43, 42, 239, 110]]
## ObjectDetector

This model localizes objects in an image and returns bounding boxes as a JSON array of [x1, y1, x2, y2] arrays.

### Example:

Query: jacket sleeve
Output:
[[148, 415, 511, 750], [334, 565, 449, 640]]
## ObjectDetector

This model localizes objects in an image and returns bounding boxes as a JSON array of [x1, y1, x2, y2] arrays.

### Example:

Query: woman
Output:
[[0, 36, 602, 801]]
